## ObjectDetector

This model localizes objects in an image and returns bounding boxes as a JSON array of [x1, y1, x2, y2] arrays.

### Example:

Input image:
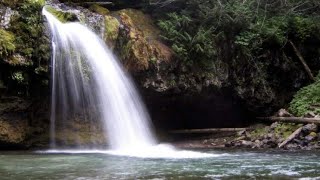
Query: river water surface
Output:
[[0, 150, 319, 179]]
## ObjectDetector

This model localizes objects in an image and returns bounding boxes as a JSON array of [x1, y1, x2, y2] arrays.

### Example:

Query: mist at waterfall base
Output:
[[42, 8, 213, 159]]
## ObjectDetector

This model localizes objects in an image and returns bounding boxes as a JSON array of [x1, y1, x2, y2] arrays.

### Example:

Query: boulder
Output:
[[302, 123, 318, 135], [240, 140, 253, 148]]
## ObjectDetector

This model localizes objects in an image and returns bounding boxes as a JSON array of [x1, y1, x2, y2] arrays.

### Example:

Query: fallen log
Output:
[[169, 128, 250, 134], [278, 127, 303, 148], [289, 40, 315, 82], [257, 117, 320, 125]]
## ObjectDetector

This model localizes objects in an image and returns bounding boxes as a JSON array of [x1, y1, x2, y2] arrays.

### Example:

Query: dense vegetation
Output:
[[155, 0, 320, 115], [289, 79, 320, 116], [0, 0, 49, 96]]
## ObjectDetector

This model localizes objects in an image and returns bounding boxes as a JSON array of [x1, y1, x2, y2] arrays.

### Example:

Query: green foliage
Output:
[[9, 1, 50, 66], [289, 16, 320, 41], [0, 29, 16, 59], [158, 13, 215, 67], [9, 1, 50, 61], [1, 0, 50, 96], [289, 80, 320, 116], [155, 0, 320, 114], [12, 71, 26, 84], [157, 0, 320, 68]]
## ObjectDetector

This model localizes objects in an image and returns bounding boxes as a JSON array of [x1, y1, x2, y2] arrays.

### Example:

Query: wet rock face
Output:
[[0, 95, 108, 149], [0, 97, 30, 148]]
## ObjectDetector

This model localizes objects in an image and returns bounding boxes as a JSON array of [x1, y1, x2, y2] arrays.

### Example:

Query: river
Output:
[[0, 150, 319, 179]]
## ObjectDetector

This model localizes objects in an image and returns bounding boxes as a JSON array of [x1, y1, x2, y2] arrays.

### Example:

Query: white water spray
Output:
[[43, 7, 213, 158]]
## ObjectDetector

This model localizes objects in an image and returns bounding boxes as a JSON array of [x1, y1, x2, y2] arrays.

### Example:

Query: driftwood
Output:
[[289, 40, 315, 82], [170, 128, 250, 134], [278, 127, 303, 148], [257, 116, 320, 125]]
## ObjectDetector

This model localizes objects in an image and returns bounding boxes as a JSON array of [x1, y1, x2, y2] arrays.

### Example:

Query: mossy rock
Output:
[[54, 119, 107, 147], [104, 15, 120, 49], [45, 6, 78, 23], [0, 120, 28, 144], [117, 9, 160, 39], [114, 9, 173, 71], [118, 12, 150, 70], [89, 4, 110, 15]]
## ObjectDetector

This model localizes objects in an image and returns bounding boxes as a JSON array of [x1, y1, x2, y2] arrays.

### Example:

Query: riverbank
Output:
[[171, 121, 320, 150]]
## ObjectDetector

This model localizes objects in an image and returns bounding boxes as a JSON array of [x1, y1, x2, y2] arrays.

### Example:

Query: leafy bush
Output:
[[0, 0, 50, 96], [158, 13, 215, 66], [0, 29, 15, 59], [289, 80, 320, 116], [9, 1, 50, 64]]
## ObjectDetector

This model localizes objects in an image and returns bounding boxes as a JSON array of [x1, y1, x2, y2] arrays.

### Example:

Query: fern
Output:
[[289, 80, 320, 116], [0, 29, 16, 59]]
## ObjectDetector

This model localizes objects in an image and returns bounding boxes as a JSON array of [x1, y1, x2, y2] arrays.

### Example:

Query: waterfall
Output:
[[42, 7, 213, 158], [43, 7, 156, 150]]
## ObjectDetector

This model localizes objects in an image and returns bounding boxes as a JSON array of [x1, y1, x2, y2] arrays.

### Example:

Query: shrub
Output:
[[289, 80, 320, 116], [0, 29, 15, 59]]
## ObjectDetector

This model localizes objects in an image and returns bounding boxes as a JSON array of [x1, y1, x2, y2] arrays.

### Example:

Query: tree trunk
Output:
[[289, 40, 315, 82], [170, 128, 250, 134]]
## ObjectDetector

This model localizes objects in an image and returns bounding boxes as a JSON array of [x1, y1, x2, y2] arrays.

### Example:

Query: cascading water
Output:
[[43, 7, 212, 158], [43, 7, 156, 150]]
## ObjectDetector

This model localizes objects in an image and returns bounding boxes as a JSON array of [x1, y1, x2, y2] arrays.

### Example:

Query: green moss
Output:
[[45, 6, 78, 23], [289, 81, 320, 116], [274, 123, 302, 139], [250, 126, 268, 139], [104, 15, 120, 43], [0, 29, 16, 59], [89, 4, 110, 15]]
